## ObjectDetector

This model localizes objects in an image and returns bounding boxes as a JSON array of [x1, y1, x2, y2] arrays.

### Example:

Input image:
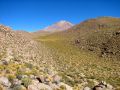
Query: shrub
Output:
[[7, 74, 16, 82], [25, 63, 33, 69], [21, 78, 32, 88]]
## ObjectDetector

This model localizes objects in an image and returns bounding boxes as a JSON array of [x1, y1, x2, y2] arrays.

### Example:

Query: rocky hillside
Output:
[[72, 17, 120, 59], [0, 24, 75, 90]]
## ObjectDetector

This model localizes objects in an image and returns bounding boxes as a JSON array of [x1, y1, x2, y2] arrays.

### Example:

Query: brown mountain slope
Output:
[[0, 24, 55, 67], [40, 17, 120, 60]]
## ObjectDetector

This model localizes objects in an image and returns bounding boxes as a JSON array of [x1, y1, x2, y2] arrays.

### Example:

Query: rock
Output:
[[1, 59, 9, 65], [28, 85, 39, 90], [0, 77, 11, 87], [12, 79, 21, 86], [16, 75, 23, 80], [22, 75, 28, 79], [93, 85, 106, 90], [31, 80, 39, 86], [0, 84, 5, 90], [106, 84, 114, 90], [80, 73, 86, 78], [44, 76, 52, 84], [83, 87, 91, 90], [37, 83, 52, 90], [58, 82, 73, 90], [28, 83, 52, 90], [13, 85, 26, 90], [29, 75, 35, 79], [36, 75, 44, 83], [49, 83, 60, 90], [52, 75, 61, 84], [93, 81, 114, 90]]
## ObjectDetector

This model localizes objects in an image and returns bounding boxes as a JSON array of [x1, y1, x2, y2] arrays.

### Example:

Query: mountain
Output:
[[39, 17, 120, 60], [43, 20, 74, 32]]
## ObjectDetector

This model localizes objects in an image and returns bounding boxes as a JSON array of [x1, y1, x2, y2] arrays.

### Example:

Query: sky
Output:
[[0, 0, 120, 32]]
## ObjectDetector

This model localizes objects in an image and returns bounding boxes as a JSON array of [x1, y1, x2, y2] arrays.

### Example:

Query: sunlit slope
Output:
[[38, 17, 120, 59]]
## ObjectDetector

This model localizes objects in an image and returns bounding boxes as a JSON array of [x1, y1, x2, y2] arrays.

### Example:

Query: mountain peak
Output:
[[58, 20, 70, 23], [0, 24, 12, 31], [43, 20, 73, 32], [56, 20, 73, 25]]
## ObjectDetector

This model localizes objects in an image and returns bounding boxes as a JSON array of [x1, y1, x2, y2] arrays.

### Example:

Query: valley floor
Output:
[[36, 36, 120, 89]]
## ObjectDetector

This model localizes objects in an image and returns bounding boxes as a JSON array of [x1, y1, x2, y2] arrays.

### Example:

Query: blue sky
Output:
[[0, 0, 120, 32]]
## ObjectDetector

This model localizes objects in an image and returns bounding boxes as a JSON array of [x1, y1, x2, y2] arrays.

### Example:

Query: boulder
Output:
[[83, 87, 91, 90], [93, 81, 114, 90], [28, 83, 52, 90], [28, 85, 39, 90], [106, 84, 114, 90], [0, 77, 11, 87], [13, 85, 26, 90]]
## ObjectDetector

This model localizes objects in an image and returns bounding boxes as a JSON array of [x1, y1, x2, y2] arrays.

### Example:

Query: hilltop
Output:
[[43, 20, 73, 32]]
